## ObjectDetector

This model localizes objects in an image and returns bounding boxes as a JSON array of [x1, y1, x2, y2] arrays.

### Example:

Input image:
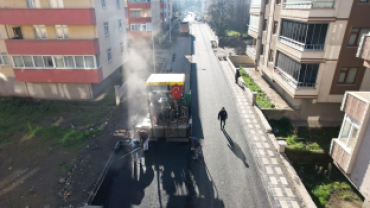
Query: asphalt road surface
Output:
[[92, 19, 271, 208]]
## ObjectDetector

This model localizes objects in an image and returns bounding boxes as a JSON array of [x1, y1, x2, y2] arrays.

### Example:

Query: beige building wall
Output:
[[26, 82, 92, 99], [0, 0, 94, 8], [94, 0, 128, 79]]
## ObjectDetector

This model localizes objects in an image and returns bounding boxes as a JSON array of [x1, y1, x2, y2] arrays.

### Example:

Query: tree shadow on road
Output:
[[223, 130, 249, 168]]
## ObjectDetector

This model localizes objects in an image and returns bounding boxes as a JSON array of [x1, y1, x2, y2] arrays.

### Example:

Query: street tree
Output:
[[230, 0, 250, 38], [208, 0, 232, 37]]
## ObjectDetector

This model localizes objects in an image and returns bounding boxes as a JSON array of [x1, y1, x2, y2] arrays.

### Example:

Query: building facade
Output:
[[125, 0, 172, 48], [0, 0, 129, 100], [247, 0, 370, 121], [330, 91, 370, 208]]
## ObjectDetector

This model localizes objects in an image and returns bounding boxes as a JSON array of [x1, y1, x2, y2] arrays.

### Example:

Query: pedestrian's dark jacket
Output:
[[218, 110, 228, 120], [235, 70, 241, 77], [191, 137, 201, 148], [138, 131, 149, 143]]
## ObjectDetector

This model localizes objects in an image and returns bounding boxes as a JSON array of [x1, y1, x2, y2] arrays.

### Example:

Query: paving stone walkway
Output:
[[219, 60, 305, 208]]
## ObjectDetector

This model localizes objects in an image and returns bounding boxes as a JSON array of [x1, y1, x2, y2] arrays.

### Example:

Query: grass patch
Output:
[[293, 163, 363, 208], [225, 30, 248, 38], [269, 117, 340, 153], [239, 67, 275, 109]]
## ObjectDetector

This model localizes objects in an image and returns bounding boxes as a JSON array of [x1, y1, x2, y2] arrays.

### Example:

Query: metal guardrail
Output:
[[283, 0, 335, 9], [274, 67, 317, 89], [279, 36, 324, 51]]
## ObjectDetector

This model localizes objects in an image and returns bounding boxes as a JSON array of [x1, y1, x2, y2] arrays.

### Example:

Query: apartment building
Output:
[[247, 0, 370, 121], [0, 0, 128, 100], [126, 0, 172, 48]]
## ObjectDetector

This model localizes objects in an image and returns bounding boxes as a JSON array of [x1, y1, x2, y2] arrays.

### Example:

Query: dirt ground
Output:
[[0, 96, 145, 208], [328, 194, 363, 208]]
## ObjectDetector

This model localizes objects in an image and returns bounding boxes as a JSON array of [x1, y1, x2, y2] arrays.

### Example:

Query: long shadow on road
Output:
[[223, 130, 250, 168]]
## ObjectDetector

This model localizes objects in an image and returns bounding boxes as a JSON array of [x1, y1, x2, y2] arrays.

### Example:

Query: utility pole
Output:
[[151, 0, 156, 73]]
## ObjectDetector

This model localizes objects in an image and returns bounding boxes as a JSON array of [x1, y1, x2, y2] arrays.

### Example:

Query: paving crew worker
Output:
[[190, 136, 203, 159], [129, 138, 142, 163], [218, 107, 228, 130], [137, 130, 150, 151]]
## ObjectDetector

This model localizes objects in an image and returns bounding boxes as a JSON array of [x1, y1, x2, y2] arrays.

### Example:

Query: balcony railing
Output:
[[274, 67, 316, 89], [279, 36, 324, 51], [249, 25, 258, 33], [283, 0, 335, 9], [247, 45, 256, 55]]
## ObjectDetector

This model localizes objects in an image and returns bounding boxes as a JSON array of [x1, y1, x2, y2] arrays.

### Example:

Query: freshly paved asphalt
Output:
[[92, 20, 271, 208]]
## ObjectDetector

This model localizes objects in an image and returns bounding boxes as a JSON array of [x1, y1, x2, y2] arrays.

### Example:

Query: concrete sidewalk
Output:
[[219, 60, 306, 208]]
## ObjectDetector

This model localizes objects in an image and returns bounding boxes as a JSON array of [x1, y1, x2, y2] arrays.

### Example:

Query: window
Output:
[[268, 49, 274, 62], [96, 54, 101, 68], [249, 14, 259, 32], [33, 56, 44, 67], [263, 19, 268, 31], [33, 25, 47, 39], [130, 10, 141, 17], [275, 52, 319, 88], [0, 53, 10, 65], [107, 49, 112, 62], [338, 116, 359, 152], [280, 20, 328, 51], [116, 0, 120, 8], [273, 21, 278, 35], [43, 56, 53, 68], [55, 25, 69, 39], [84, 56, 95, 68], [64, 56, 74, 68], [131, 23, 148, 31], [120, 43, 124, 54], [26, 0, 41, 8], [13, 56, 24, 68], [50, 0, 64, 8], [118, 20, 122, 32], [75, 56, 84, 68], [101, 0, 106, 8], [338, 68, 358, 84], [360, 0, 369, 3], [260, 44, 264, 56], [104, 22, 109, 36], [23, 56, 33, 67], [348, 28, 370, 46], [276, 0, 281, 4]]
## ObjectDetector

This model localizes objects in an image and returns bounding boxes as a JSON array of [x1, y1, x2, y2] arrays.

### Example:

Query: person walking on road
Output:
[[235, 68, 241, 84], [218, 107, 228, 130], [137, 130, 150, 151], [129, 138, 142, 163], [190, 136, 203, 159]]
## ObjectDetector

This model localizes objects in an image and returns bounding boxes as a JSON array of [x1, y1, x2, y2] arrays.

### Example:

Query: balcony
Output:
[[274, 67, 317, 89], [0, 8, 96, 25], [128, 0, 151, 8], [282, 0, 335, 9], [247, 45, 256, 55], [357, 34, 370, 68], [5, 39, 100, 55], [129, 17, 152, 23], [330, 139, 352, 174]]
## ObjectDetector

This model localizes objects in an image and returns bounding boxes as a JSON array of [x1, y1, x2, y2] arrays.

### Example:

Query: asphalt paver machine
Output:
[[136, 74, 191, 142]]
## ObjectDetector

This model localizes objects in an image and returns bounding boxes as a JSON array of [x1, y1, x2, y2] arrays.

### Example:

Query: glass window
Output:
[[339, 119, 351, 143], [63, 25, 69, 38], [43, 56, 53, 68], [50, 0, 64, 8], [346, 68, 357, 84], [55, 25, 64, 39], [96, 54, 101, 68], [348, 127, 359, 150], [13, 56, 24, 68], [348, 28, 370, 46], [338, 72, 346, 83], [55, 56, 64, 68], [33, 56, 44, 67], [0, 53, 9, 65], [116, 0, 120, 8], [348, 34, 357, 46], [130, 10, 141, 17], [84, 56, 95, 68], [23, 56, 34, 67], [33, 25, 47, 39], [64, 56, 74, 68], [104, 22, 109, 36], [27, 0, 41, 8], [107, 48, 112, 62], [358, 28, 370, 45], [101, 0, 106, 8], [75, 56, 84, 68]]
